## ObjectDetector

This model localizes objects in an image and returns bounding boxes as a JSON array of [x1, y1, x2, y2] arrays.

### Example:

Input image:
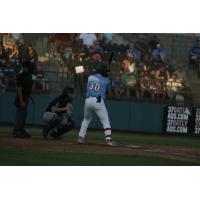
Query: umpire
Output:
[[13, 60, 34, 138]]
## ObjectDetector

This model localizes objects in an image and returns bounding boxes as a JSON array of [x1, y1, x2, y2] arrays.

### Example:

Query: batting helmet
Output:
[[96, 63, 110, 77]]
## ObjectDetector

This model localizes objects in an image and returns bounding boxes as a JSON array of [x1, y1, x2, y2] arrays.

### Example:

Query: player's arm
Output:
[[17, 86, 26, 108], [16, 75, 26, 108], [51, 106, 68, 113], [66, 103, 73, 116]]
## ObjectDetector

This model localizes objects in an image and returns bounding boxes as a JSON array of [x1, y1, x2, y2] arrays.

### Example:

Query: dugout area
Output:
[[0, 126, 200, 166]]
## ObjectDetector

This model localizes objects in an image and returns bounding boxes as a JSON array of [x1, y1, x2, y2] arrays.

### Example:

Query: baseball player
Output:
[[42, 87, 74, 140], [78, 64, 113, 146]]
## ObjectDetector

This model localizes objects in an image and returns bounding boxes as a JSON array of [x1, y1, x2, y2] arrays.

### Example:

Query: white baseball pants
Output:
[[79, 97, 112, 140]]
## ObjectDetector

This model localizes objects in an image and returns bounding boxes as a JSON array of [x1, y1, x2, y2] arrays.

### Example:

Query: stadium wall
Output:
[[0, 93, 163, 133]]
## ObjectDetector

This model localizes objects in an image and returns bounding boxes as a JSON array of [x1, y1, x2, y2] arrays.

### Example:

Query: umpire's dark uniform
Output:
[[13, 61, 33, 138]]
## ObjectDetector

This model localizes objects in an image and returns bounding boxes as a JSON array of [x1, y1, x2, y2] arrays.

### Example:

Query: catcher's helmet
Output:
[[62, 86, 74, 97]]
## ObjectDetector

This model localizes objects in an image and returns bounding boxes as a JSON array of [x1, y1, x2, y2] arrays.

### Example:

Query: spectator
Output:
[[190, 38, 200, 56], [151, 55, 165, 71], [0, 44, 6, 60], [152, 44, 167, 62], [148, 35, 159, 52], [62, 45, 73, 61], [79, 33, 97, 48], [135, 36, 147, 61], [3, 34, 15, 56], [90, 41, 103, 55], [24, 44, 38, 72], [103, 33, 113, 43], [91, 52, 102, 62], [173, 65, 187, 87], [147, 35, 159, 61], [12, 33, 24, 46], [33, 70, 49, 91], [155, 65, 170, 81], [126, 43, 141, 62], [0, 33, 4, 44], [140, 72, 155, 100], [166, 74, 184, 101], [112, 74, 125, 98], [154, 65, 169, 100], [9, 45, 19, 60], [121, 70, 140, 99], [122, 57, 137, 74]]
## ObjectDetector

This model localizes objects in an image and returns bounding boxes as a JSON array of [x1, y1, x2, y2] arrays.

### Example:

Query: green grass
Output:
[[1, 126, 200, 148], [0, 147, 198, 166], [1, 125, 200, 166]]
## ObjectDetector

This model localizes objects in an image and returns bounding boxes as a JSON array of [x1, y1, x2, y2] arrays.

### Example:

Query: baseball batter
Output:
[[78, 65, 113, 146]]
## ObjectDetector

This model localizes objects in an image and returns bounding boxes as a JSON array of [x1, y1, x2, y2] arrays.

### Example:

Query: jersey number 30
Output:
[[89, 83, 101, 91]]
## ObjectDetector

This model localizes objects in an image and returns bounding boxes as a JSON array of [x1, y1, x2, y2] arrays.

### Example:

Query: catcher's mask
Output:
[[62, 87, 74, 100]]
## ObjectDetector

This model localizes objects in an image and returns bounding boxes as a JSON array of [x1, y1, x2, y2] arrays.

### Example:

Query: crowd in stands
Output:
[[50, 33, 188, 103], [0, 33, 191, 103], [0, 33, 49, 93]]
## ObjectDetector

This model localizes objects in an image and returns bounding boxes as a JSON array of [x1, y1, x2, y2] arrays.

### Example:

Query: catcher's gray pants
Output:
[[43, 112, 68, 127], [79, 97, 111, 140], [13, 106, 27, 135]]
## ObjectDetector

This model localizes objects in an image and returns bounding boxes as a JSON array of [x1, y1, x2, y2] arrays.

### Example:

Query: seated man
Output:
[[126, 43, 141, 62], [112, 74, 125, 98], [42, 87, 74, 139], [152, 44, 167, 62], [154, 65, 169, 100], [166, 74, 184, 101], [121, 72, 140, 99], [33, 70, 49, 91], [140, 72, 155, 100]]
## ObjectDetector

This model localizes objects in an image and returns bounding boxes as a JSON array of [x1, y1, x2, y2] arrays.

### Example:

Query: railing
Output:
[[2, 68, 197, 104]]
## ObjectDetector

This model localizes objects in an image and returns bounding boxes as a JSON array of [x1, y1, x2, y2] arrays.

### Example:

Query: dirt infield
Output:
[[0, 136, 200, 164]]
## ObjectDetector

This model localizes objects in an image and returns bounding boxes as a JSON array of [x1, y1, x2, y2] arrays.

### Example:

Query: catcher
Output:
[[42, 87, 74, 139]]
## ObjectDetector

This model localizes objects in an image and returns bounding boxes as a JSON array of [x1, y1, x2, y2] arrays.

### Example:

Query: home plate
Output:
[[144, 149, 165, 153], [126, 145, 141, 148]]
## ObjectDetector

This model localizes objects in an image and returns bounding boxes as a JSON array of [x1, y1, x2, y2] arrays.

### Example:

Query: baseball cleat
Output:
[[22, 130, 32, 138], [105, 139, 113, 146], [50, 131, 62, 140], [42, 125, 49, 139], [77, 137, 86, 144]]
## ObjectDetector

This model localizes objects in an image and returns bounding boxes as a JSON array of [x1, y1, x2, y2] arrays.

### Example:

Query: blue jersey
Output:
[[86, 74, 110, 98]]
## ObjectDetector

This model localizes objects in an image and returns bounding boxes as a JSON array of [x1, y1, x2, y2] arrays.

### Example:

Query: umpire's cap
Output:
[[62, 86, 74, 97]]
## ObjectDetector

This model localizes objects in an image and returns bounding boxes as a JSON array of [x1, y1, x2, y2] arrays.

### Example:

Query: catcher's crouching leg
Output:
[[52, 119, 74, 139], [42, 113, 61, 139]]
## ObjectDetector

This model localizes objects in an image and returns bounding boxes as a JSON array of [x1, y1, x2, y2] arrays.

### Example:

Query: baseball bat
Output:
[[108, 52, 114, 66]]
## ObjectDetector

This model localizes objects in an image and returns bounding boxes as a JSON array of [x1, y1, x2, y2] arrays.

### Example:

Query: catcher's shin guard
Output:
[[42, 118, 61, 138], [56, 119, 74, 137]]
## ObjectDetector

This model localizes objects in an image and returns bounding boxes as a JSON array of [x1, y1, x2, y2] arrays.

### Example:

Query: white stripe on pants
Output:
[[79, 97, 111, 139]]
